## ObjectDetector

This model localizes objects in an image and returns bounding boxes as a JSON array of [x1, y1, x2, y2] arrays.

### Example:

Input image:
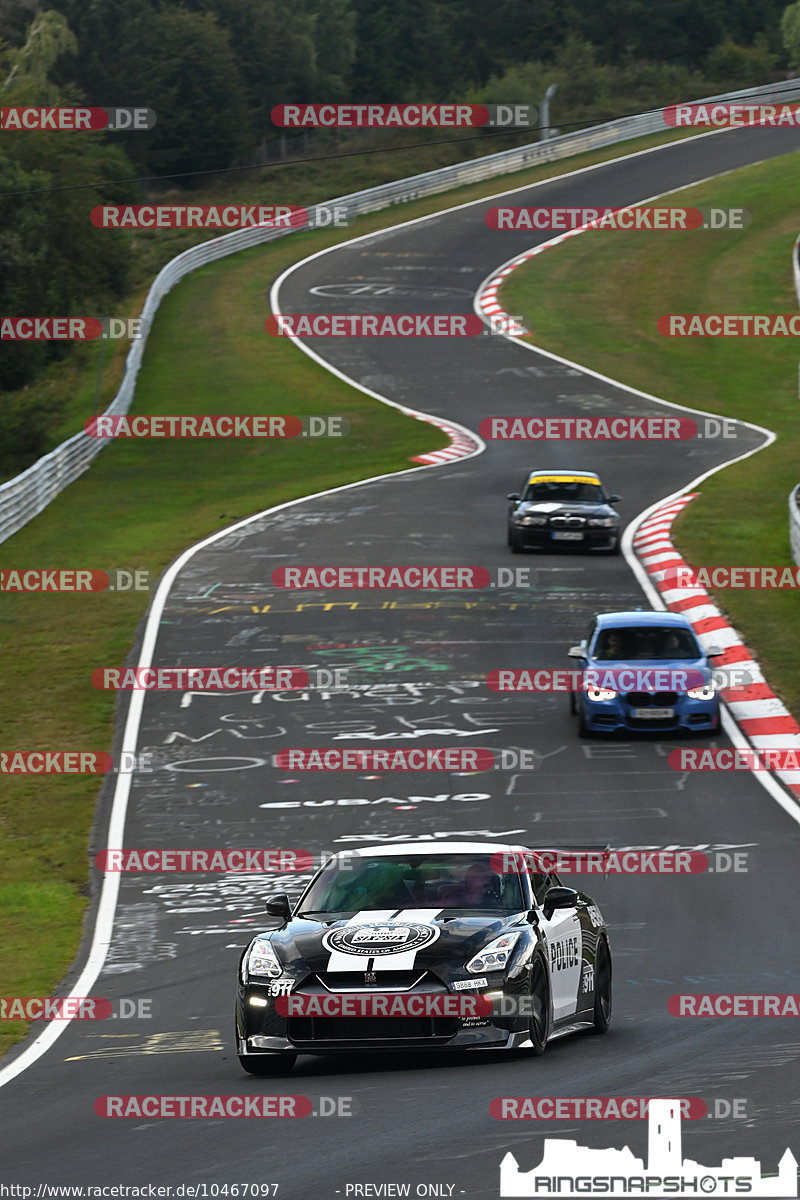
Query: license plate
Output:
[[632, 707, 675, 719], [552, 531, 583, 541]]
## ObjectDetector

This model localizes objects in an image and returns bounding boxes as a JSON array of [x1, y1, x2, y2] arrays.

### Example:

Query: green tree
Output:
[[781, 0, 800, 71]]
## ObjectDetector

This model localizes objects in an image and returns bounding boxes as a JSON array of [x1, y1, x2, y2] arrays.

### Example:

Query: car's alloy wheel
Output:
[[508, 529, 522, 553], [238, 1053, 297, 1075], [592, 938, 612, 1033], [528, 955, 550, 1055]]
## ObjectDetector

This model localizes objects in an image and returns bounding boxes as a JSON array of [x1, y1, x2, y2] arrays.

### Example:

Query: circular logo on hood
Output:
[[322, 923, 439, 957]]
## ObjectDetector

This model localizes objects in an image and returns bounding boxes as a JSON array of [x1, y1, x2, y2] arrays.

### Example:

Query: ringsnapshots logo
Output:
[[485, 206, 749, 231], [271, 103, 536, 128], [1, 107, 156, 131], [498, 1099, 798, 1197]]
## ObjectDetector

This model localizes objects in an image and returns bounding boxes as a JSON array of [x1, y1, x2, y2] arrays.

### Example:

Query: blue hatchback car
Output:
[[568, 610, 721, 736]]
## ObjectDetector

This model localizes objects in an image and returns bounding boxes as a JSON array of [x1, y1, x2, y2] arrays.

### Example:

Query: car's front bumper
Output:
[[511, 525, 618, 550], [236, 976, 532, 1054], [579, 693, 719, 733]]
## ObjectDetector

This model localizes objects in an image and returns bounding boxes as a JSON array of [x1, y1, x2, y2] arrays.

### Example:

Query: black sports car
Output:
[[235, 840, 612, 1074], [507, 469, 621, 553]]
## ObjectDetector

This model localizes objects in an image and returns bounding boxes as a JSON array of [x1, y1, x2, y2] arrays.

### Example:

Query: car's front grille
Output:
[[625, 691, 679, 706], [550, 515, 586, 528], [312, 971, 429, 991], [288, 1016, 458, 1043]]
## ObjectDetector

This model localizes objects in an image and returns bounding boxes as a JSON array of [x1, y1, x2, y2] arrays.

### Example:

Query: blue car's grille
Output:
[[624, 691, 679, 706]]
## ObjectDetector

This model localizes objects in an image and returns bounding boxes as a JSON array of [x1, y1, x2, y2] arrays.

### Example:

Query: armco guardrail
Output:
[[3, 79, 800, 545], [791, 233, 800, 566]]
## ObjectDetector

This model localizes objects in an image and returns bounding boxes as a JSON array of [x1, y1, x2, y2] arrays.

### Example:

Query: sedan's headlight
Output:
[[587, 517, 617, 527], [245, 938, 283, 979], [687, 682, 717, 700], [586, 686, 617, 701], [466, 932, 520, 974], [516, 515, 547, 526]]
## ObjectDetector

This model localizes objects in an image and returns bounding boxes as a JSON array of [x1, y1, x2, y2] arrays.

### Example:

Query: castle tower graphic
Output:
[[500, 1098, 799, 1198]]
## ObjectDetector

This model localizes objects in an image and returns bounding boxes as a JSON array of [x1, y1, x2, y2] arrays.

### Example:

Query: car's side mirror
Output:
[[607, 494, 621, 503], [567, 644, 586, 659], [264, 893, 292, 922], [507, 492, 520, 502], [706, 645, 724, 657], [542, 885, 579, 921]]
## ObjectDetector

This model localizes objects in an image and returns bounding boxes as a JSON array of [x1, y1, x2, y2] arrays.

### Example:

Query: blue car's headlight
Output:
[[245, 938, 283, 979], [586, 686, 617, 701], [687, 682, 717, 700], [466, 932, 520, 974]]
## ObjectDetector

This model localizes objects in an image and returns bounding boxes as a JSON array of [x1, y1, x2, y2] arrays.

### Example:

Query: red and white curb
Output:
[[634, 495, 800, 797], [477, 227, 587, 328], [411, 415, 481, 464]]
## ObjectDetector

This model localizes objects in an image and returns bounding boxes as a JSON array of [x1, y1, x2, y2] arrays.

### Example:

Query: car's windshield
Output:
[[300, 854, 525, 913], [523, 480, 605, 503], [593, 626, 701, 660]]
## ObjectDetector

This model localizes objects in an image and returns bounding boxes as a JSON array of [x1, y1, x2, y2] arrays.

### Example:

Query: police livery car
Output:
[[235, 841, 612, 1074], [507, 469, 621, 553]]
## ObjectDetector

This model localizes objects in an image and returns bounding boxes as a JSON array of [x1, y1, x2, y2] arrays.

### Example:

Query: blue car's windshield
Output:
[[300, 854, 525, 913], [594, 626, 701, 660]]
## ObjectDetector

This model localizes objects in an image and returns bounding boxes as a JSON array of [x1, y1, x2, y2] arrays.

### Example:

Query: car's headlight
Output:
[[588, 517, 617, 527], [516, 515, 547, 526], [687, 682, 717, 700], [585, 686, 617, 701], [466, 932, 520, 974], [245, 938, 283, 979]]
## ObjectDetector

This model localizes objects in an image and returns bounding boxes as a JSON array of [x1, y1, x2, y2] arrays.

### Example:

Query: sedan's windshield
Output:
[[300, 854, 525, 913], [523, 481, 605, 504], [593, 626, 701, 660]]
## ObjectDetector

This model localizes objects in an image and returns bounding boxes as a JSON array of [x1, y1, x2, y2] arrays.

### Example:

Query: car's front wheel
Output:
[[508, 528, 522, 553], [592, 938, 612, 1033], [238, 1053, 297, 1076], [528, 954, 550, 1055]]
